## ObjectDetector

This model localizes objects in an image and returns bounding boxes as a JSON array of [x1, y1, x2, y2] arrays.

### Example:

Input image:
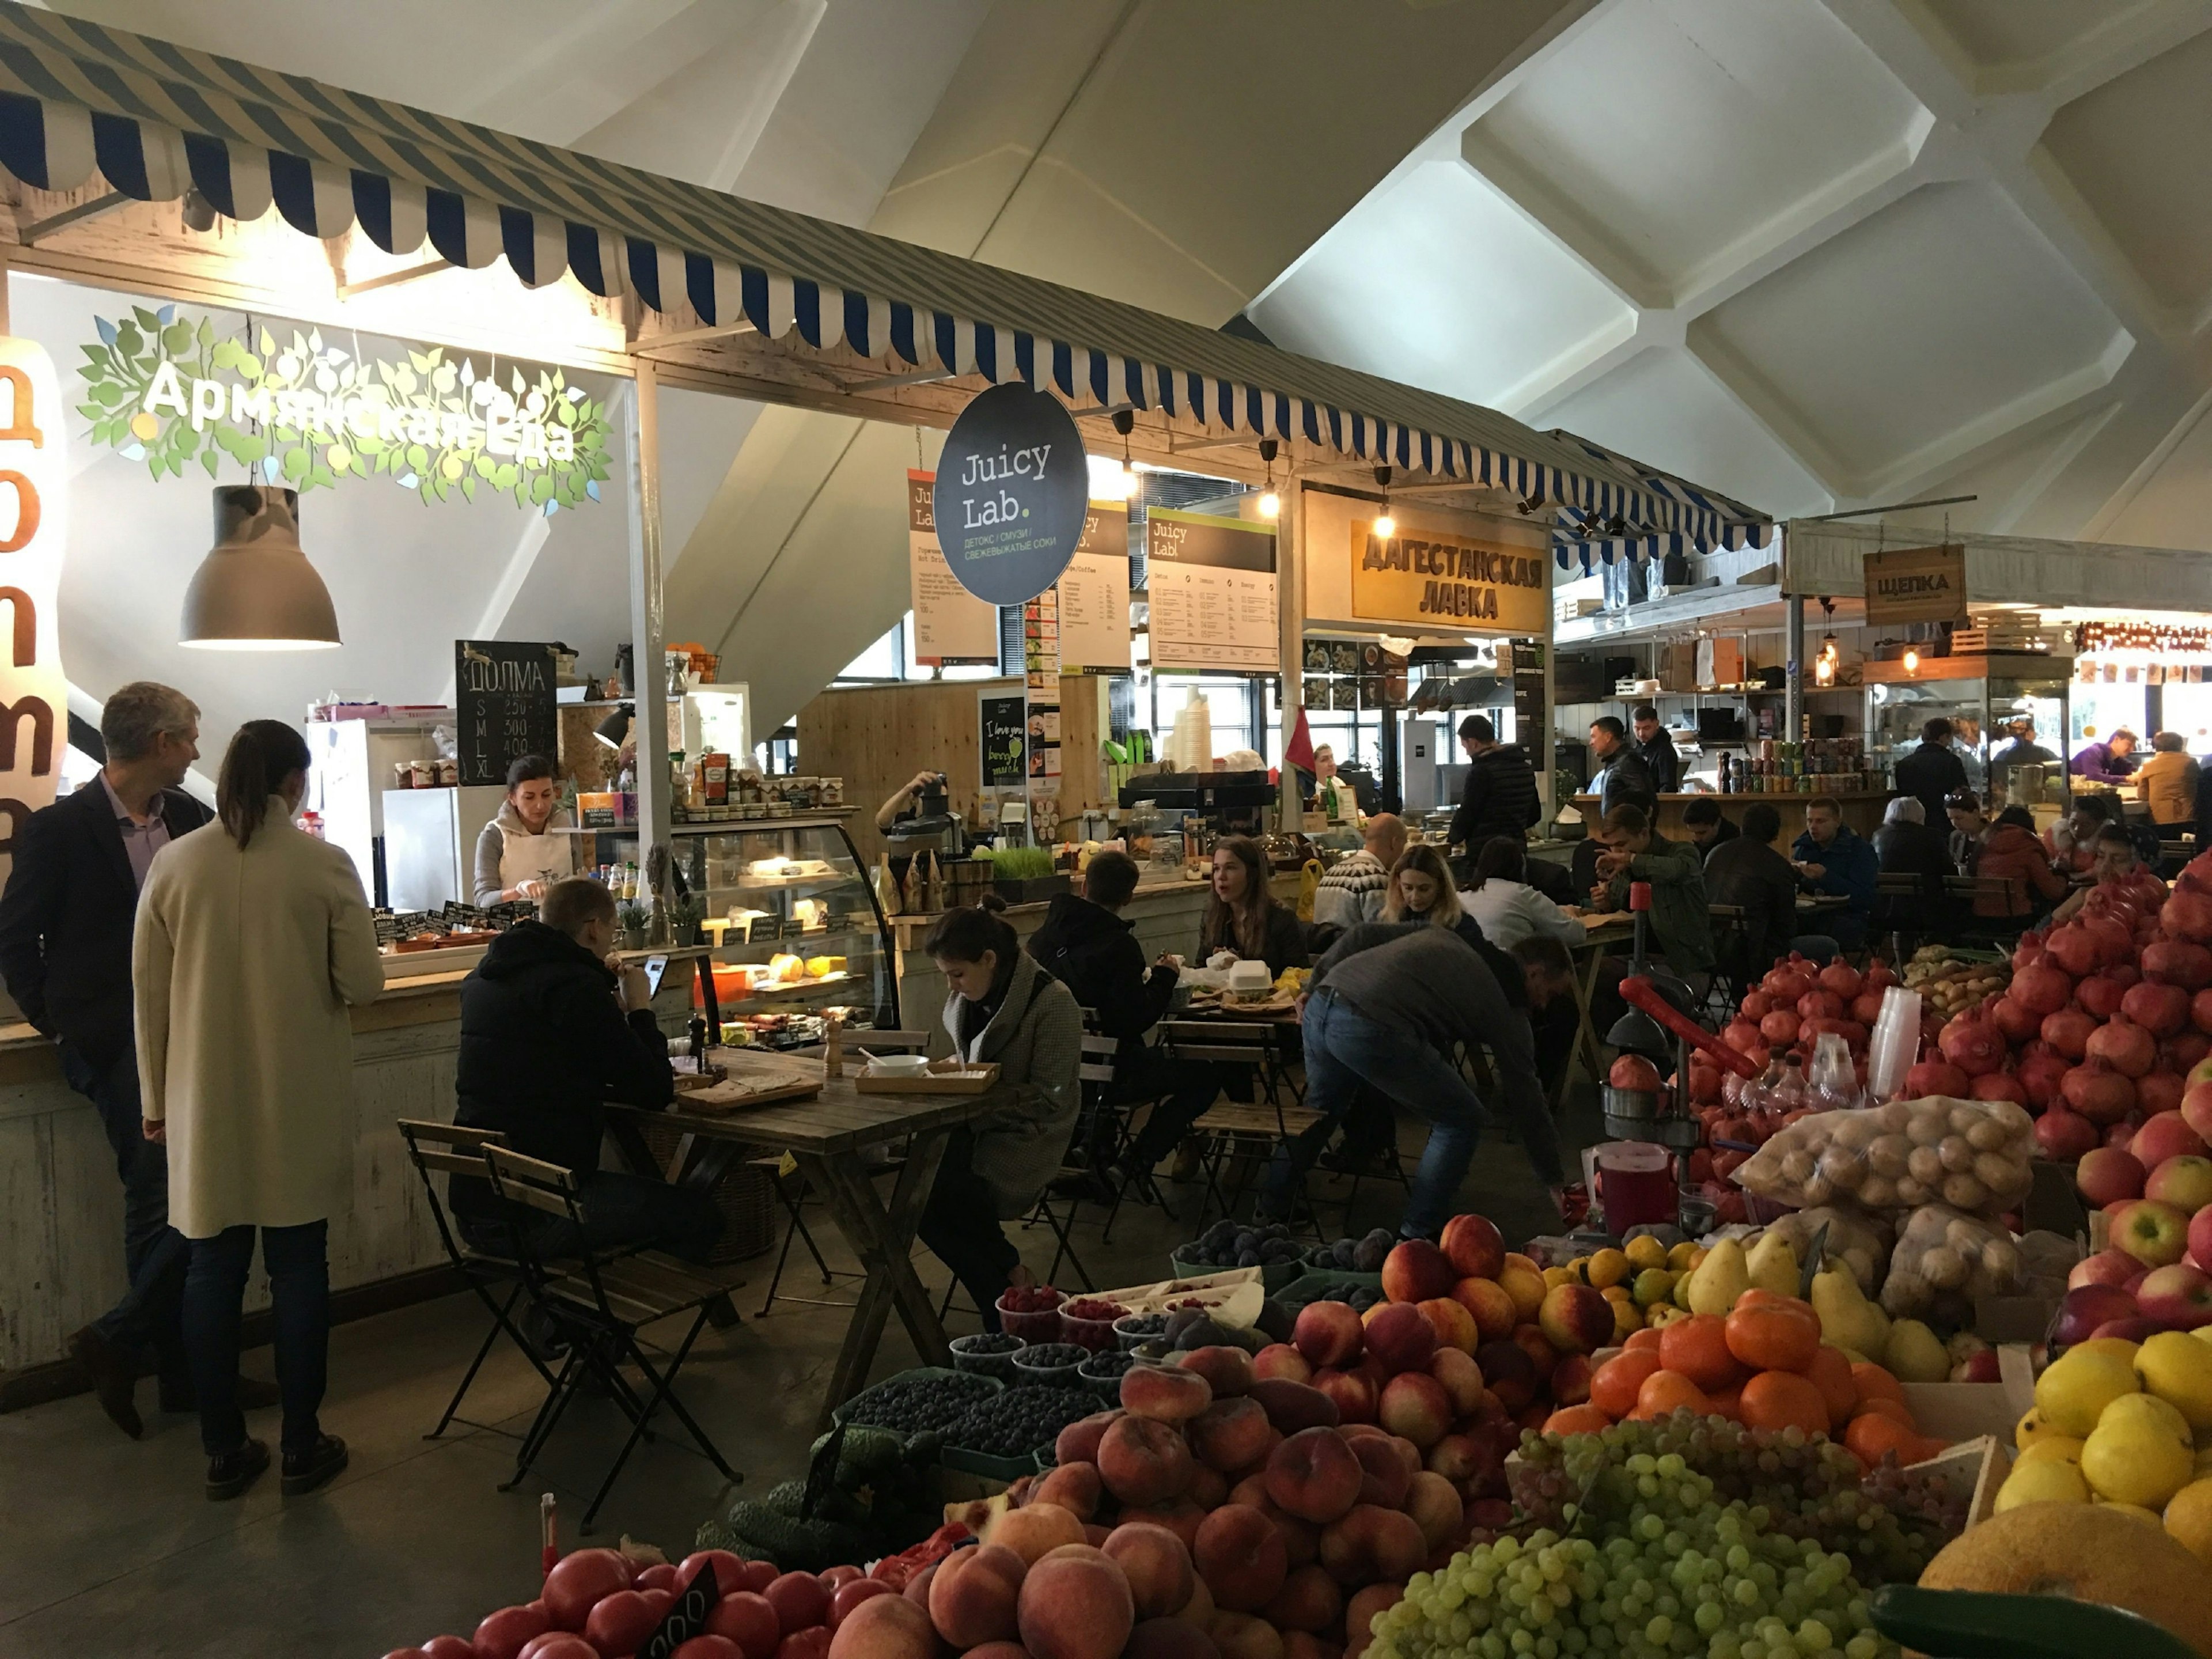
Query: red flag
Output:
[[1283, 707, 1316, 773]]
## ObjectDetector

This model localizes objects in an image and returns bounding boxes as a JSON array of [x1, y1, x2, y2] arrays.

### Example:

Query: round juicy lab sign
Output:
[[933, 381, 1088, 606]]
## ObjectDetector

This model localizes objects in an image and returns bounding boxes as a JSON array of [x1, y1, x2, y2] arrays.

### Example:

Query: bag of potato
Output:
[[1760, 1205, 1893, 1296], [1878, 1202, 2024, 1317], [1730, 1094, 2033, 1217]]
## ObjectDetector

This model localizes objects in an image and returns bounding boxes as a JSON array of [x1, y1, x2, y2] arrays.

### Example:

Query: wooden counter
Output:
[[1570, 789, 1893, 850]]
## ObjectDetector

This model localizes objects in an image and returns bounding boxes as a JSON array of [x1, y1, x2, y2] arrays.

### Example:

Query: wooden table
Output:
[[607, 1078, 1002, 1431], [1555, 913, 1635, 1110]]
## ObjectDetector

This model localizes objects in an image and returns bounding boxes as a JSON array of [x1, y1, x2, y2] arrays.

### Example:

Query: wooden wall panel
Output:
[[796, 679, 1020, 867]]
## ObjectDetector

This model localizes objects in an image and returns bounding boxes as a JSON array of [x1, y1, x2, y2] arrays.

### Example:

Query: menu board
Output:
[[455, 639, 559, 786], [979, 693, 1027, 786], [907, 468, 999, 665], [1146, 507, 1278, 672]]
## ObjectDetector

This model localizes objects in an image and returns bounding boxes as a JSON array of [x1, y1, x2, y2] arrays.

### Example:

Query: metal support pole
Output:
[[1785, 593, 1805, 745], [1276, 481, 1305, 828], [1540, 556, 1557, 819], [626, 359, 670, 897]]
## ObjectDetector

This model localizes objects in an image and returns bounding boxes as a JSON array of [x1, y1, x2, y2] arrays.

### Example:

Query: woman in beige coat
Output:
[[135, 720, 383, 1500]]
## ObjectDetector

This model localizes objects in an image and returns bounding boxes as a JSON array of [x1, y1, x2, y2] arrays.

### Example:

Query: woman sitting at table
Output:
[[1459, 837, 1586, 950], [920, 897, 1082, 1331], [1198, 835, 1308, 975]]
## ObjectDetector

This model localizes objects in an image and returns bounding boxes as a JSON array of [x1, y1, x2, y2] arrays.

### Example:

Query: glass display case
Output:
[[605, 815, 896, 1046], [1863, 665, 2071, 813]]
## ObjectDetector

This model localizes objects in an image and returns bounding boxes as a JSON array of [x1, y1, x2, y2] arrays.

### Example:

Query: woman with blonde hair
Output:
[[135, 719, 384, 1501], [1381, 843, 1460, 926]]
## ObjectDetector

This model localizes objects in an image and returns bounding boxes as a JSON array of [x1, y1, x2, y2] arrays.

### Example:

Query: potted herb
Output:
[[986, 844, 1070, 906], [668, 891, 708, 948], [616, 900, 652, 950]]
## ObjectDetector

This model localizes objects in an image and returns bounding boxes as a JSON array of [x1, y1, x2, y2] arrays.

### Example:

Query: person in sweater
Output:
[[1256, 918, 1563, 1237], [2137, 732, 2201, 831], [1791, 797, 1879, 950], [1587, 717, 1658, 821], [1631, 705, 1681, 794], [133, 721, 385, 1501], [1198, 835, 1308, 975], [1680, 797, 1740, 862], [1873, 796, 1955, 934], [1945, 790, 1987, 874], [472, 752, 579, 906], [1310, 813, 1406, 931], [450, 878, 715, 1262], [1449, 715, 1543, 850], [1028, 851, 1220, 1194], [1702, 803, 1800, 977], [1460, 837, 1585, 951], [1893, 718, 1969, 825], [2072, 729, 2139, 785], [1591, 804, 1713, 974], [1979, 806, 2069, 920], [920, 900, 1082, 1330]]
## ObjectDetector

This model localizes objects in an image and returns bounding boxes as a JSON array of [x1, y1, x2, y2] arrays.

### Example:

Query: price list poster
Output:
[[1145, 508, 1278, 672]]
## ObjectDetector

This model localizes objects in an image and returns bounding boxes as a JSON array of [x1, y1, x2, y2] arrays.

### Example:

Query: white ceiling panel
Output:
[[1462, 0, 1925, 298], [1540, 347, 1830, 520], [1248, 162, 1633, 412], [1914, 0, 2160, 74], [1692, 181, 2128, 487]]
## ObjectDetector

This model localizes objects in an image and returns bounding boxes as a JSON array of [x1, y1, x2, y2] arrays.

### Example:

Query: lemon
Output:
[[1609, 1300, 1642, 1341], [1631, 1268, 1675, 1309], [1668, 1240, 1699, 1272], [1586, 1248, 1630, 1290], [1626, 1235, 1668, 1272], [1543, 1265, 1576, 1291], [2101, 1392, 2192, 1444], [2165, 1478, 2212, 1563], [2035, 1348, 2142, 1437], [1600, 1284, 1632, 1305], [2077, 1336, 2144, 1363], [2083, 1414, 2196, 1509], [2017, 1407, 2066, 1450], [2097, 1502, 2166, 1525], [2017, 1436, 2085, 1467], [2140, 1332, 2212, 1431], [1995, 1459, 2089, 1512]]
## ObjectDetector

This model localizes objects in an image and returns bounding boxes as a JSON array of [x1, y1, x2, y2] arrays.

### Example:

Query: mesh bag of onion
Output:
[[1730, 1093, 2035, 1215]]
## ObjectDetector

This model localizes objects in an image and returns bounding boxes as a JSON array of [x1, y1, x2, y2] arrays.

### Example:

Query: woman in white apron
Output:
[[472, 753, 579, 906]]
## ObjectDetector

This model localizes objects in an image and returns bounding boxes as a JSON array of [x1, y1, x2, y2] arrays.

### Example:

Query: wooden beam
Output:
[[630, 318, 759, 354], [17, 190, 126, 245], [334, 257, 453, 300]]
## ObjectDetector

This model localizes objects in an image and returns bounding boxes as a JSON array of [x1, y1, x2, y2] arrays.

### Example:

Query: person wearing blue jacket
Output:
[[1790, 796, 1878, 950]]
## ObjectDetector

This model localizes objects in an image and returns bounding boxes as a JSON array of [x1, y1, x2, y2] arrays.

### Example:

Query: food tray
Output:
[[1169, 1253, 1302, 1294], [941, 1440, 1053, 1484], [855, 1060, 1001, 1096], [830, 1366, 1001, 1444], [671, 1049, 824, 1113]]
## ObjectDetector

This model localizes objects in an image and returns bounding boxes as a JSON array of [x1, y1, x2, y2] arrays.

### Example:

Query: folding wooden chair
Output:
[[1704, 904, 1750, 1018], [395, 1119, 559, 1440], [1161, 1020, 1321, 1236], [482, 1145, 743, 1532], [1944, 873, 2033, 945], [1018, 1030, 1121, 1287], [1873, 873, 1925, 963]]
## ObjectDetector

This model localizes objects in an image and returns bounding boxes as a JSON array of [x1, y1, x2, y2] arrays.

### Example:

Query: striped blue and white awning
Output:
[[0, 2, 1771, 551]]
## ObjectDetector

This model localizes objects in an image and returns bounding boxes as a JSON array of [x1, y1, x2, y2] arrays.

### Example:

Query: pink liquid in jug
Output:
[[1596, 1142, 1676, 1233]]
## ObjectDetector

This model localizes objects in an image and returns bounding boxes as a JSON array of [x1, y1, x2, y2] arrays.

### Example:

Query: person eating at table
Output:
[[1679, 797, 1738, 863], [1945, 790, 1987, 874], [1198, 835, 1309, 975], [919, 897, 1082, 1330], [1976, 805, 2069, 921], [1310, 812, 1406, 932], [2048, 823, 2156, 925], [1589, 804, 1713, 975], [449, 877, 719, 1267], [1702, 802, 1801, 977], [2045, 793, 2111, 874], [474, 752, 579, 906], [1790, 796, 1878, 952], [1460, 836, 1586, 951]]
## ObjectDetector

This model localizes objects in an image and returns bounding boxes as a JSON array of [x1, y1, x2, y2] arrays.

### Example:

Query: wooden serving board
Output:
[[854, 1061, 1001, 1096], [672, 1047, 824, 1114]]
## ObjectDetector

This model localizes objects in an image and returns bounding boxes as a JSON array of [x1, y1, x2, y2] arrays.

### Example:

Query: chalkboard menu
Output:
[[979, 693, 1027, 786], [455, 639, 559, 786]]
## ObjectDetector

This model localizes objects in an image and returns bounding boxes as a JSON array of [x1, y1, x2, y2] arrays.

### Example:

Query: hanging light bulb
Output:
[[1256, 438, 1280, 519], [1902, 646, 1921, 675], [180, 485, 341, 649], [1111, 408, 1137, 502], [1373, 510, 1396, 540]]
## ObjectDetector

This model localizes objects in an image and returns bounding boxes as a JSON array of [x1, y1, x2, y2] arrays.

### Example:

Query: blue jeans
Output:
[[184, 1221, 329, 1459], [60, 1040, 191, 1392], [1262, 990, 1489, 1237]]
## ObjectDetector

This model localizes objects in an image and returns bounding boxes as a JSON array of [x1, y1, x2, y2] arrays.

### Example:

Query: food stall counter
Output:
[[1569, 789, 1893, 849]]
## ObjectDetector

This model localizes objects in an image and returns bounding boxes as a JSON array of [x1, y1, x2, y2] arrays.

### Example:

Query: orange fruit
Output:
[[1844, 1411, 1942, 1468], [1659, 1315, 1744, 1393], [1543, 1404, 1611, 1436], [1624, 1327, 1664, 1355], [1590, 1351, 1663, 1420], [1724, 1301, 1821, 1374], [1708, 1381, 1744, 1424], [1632, 1368, 1716, 1422], [1850, 1361, 1907, 1410], [1850, 1396, 1916, 1430], [1804, 1346, 1857, 1430], [1739, 1370, 1828, 1436]]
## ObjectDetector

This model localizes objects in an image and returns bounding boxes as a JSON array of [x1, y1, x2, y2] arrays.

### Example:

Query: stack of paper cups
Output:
[[1866, 986, 1924, 1101]]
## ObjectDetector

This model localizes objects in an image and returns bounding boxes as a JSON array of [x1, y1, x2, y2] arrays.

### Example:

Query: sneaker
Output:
[[206, 1438, 270, 1501], [281, 1434, 349, 1496]]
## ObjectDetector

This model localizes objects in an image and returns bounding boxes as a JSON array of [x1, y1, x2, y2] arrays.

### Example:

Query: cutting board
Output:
[[671, 1047, 824, 1114]]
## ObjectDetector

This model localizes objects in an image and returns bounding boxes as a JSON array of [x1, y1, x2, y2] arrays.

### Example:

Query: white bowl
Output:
[[863, 1053, 931, 1075]]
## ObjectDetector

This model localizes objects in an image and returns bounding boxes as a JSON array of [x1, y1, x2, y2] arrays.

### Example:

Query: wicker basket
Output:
[[632, 1117, 777, 1264]]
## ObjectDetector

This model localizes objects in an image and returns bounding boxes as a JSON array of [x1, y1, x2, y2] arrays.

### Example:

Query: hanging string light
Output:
[[1372, 464, 1395, 540], [1256, 438, 1280, 519], [1111, 408, 1137, 501]]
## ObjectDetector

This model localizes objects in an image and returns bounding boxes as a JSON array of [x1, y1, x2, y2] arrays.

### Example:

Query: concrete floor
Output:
[[0, 1096, 1591, 1656]]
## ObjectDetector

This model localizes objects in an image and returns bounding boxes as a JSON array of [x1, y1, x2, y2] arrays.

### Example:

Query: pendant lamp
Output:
[[180, 484, 342, 650]]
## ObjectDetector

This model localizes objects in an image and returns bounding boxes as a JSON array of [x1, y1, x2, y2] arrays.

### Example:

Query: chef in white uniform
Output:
[[472, 753, 579, 906]]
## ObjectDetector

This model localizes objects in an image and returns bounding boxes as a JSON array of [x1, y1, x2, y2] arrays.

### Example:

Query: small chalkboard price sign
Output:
[[455, 639, 559, 787]]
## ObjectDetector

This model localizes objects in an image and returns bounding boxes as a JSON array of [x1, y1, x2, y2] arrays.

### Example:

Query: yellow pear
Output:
[[1885, 1319, 1950, 1384], [1744, 1230, 1800, 1299], [2139, 1332, 2212, 1432], [2035, 1347, 2143, 1437], [1687, 1237, 1751, 1318], [1809, 1263, 1889, 1359]]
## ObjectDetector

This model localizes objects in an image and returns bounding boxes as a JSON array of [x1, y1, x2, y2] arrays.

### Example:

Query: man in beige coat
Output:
[[135, 720, 384, 1500]]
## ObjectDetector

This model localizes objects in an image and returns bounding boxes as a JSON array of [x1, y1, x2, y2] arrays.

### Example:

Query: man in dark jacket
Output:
[[1588, 717, 1658, 820], [1681, 797, 1740, 862], [0, 681, 253, 1439], [1791, 797, 1880, 952], [1894, 718, 1969, 824], [1449, 715, 1541, 850], [1631, 705, 1681, 793], [1702, 803, 1800, 976], [1029, 850, 1221, 1192], [451, 877, 717, 1259]]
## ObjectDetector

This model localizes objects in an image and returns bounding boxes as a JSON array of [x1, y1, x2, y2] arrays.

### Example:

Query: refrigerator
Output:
[[306, 714, 484, 907], [381, 785, 506, 911]]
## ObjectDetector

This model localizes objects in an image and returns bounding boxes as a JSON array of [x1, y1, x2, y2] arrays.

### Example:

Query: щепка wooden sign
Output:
[[1864, 544, 1967, 626]]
